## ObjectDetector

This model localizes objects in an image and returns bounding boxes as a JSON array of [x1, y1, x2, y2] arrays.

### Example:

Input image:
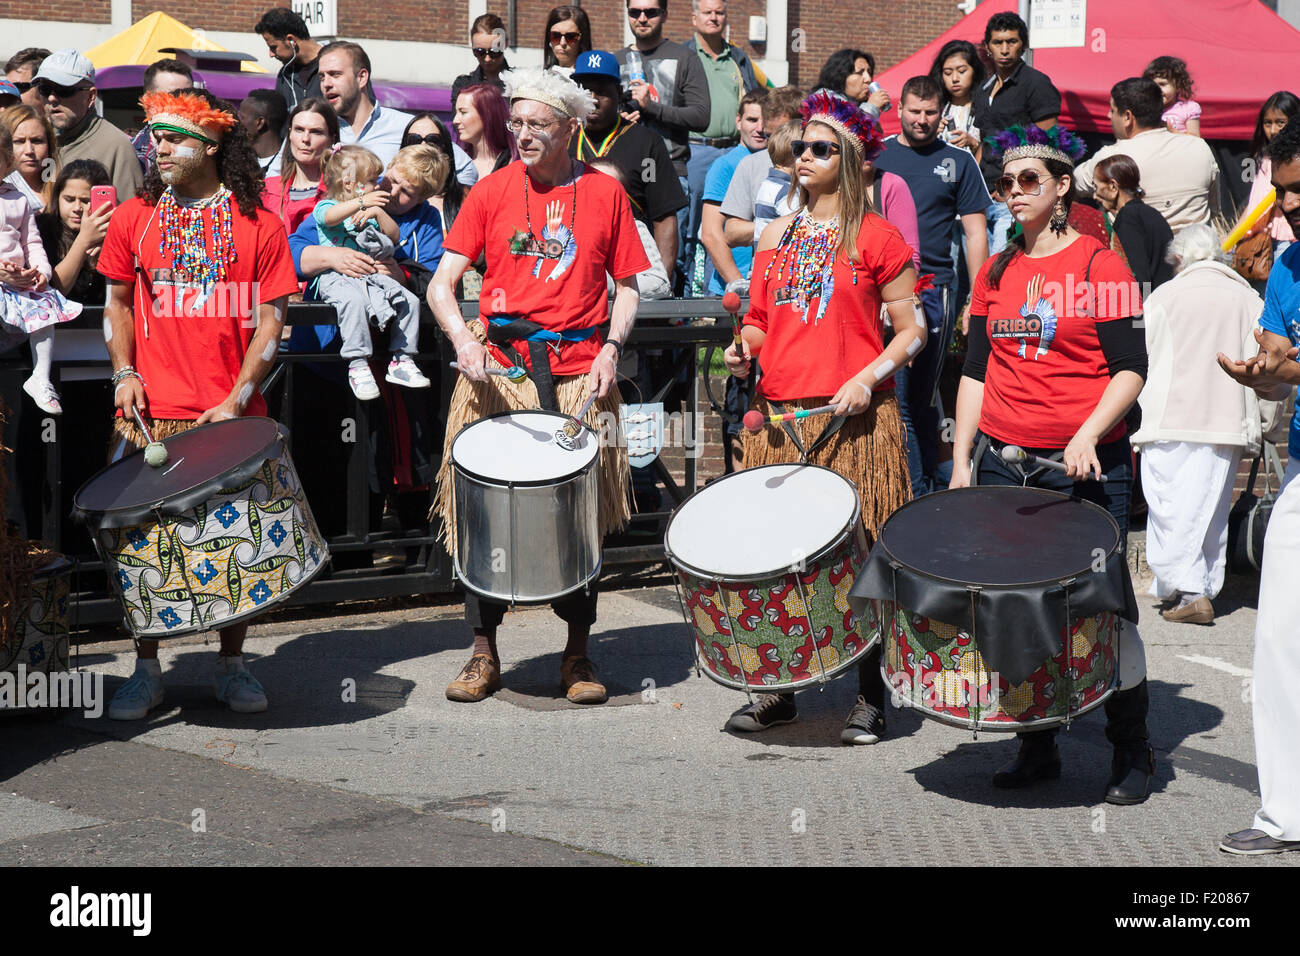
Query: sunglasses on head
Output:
[[995, 169, 1056, 196], [402, 132, 445, 148], [550, 30, 582, 43], [472, 47, 504, 58], [628, 7, 663, 20], [35, 79, 88, 98], [791, 140, 841, 160]]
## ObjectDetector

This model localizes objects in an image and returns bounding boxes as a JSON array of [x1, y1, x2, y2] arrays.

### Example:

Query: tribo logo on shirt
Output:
[[988, 273, 1058, 360]]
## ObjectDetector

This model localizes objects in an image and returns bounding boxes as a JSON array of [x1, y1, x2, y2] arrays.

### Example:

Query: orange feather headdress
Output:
[[140, 91, 238, 145]]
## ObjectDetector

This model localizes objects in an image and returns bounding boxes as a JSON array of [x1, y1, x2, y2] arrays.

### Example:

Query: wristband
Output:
[[111, 366, 144, 387], [604, 338, 624, 358]]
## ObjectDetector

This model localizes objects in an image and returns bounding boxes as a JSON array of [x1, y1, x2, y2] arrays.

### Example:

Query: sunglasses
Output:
[[995, 170, 1056, 196], [35, 80, 89, 99], [791, 140, 841, 160], [11, 80, 32, 93], [402, 132, 446, 148], [628, 7, 663, 20], [550, 30, 582, 44], [472, 47, 504, 58]]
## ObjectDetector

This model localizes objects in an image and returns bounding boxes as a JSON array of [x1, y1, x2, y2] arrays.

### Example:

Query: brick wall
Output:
[[3, 0, 110, 24]]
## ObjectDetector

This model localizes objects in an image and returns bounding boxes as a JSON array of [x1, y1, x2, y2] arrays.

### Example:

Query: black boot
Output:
[[1104, 679, 1156, 805], [992, 730, 1061, 788]]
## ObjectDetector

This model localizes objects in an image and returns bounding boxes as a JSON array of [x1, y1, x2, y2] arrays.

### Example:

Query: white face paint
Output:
[[873, 358, 897, 381], [173, 145, 197, 158], [796, 174, 812, 186], [813, 155, 835, 168], [910, 308, 925, 337], [103, 317, 113, 342], [236, 383, 254, 409], [1015, 210, 1031, 222], [270, 302, 284, 322], [261, 340, 276, 362], [432, 286, 449, 303]]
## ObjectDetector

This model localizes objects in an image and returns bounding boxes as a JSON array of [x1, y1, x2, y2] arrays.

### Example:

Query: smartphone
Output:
[[90, 185, 117, 213]]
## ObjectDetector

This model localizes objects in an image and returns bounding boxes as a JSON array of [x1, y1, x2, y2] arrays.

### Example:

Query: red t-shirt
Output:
[[970, 235, 1142, 448], [261, 176, 326, 235], [745, 213, 914, 401], [98, 194, 301, 419], [443, 162, 650, 375]]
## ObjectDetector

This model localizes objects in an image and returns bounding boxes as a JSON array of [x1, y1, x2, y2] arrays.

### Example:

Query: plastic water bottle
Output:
[[627, 50, 645, 84]]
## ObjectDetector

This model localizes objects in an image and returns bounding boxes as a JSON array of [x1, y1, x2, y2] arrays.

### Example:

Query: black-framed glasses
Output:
[[402, 132, 446, 148], [472, 47, 504, 58], [791, 140, 841, 160], [995, 170, 1056, 196], [507, 117, 561, 134], [628, 7, 663, 20], [35, 79, 90, 99], [549, 30, 582, 43]]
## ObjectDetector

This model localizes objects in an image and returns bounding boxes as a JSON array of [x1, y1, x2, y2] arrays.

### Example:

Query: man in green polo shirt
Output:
[[685, 0, 767, 295]]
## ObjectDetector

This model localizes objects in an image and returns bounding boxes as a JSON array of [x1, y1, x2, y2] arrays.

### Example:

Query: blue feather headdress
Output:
[[800, 90, 885, 162], [986, 124, 1088, 168]]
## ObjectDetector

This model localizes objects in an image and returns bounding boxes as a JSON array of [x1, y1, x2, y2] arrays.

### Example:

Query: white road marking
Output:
[[1178, 654, 1252, 678]]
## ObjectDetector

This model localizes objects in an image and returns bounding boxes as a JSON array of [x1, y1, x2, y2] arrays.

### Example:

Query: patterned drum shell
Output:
[[871, 601, 1119, 731], [1, 556, 72, 708], [75, 420, 329, 638], [665, 464, 875, 692]]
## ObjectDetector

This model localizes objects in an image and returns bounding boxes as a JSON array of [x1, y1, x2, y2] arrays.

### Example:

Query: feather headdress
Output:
[[502, 67, 595, 121], [987, 124, 1088, 168], [799, 90, 884, 161], [141, 91, 237, 145]]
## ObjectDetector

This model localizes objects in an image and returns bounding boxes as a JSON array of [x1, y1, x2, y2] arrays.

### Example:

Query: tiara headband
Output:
[[987, 124, 1088, 168], [141, 91, 237, 145], [799, 90, 884, 161]]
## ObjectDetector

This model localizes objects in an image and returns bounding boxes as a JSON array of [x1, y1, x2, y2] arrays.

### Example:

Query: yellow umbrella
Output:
[[85, 11, 267, 73]]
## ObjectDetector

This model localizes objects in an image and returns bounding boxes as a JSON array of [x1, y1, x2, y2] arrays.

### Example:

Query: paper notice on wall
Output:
[[1029, 0, 1087, 48]]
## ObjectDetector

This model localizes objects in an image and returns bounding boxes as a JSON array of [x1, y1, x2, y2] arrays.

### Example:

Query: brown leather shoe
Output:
[[561, 656, 607, 704], [446, 654, 501, 702], [1161, 595, 1214, 625]]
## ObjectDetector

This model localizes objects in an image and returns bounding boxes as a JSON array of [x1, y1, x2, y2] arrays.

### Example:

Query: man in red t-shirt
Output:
[[427, 67, 649, 706], [98, 90, 301, 721]]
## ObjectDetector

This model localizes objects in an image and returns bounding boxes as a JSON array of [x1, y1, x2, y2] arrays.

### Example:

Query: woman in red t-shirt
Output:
[[950, 125, 1155, 805], [722, 90, 923, 744]]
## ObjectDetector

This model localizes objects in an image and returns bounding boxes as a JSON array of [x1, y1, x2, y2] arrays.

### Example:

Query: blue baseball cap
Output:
[[0, 80, 18, 100], [572, 50, 621, 83]]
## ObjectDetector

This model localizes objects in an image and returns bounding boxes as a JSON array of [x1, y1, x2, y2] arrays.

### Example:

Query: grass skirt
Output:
[[108, 416, 198, 462]]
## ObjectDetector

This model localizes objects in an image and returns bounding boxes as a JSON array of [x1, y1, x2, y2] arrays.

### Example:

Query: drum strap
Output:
[[769, 400, 847, 461], [486, 316, 598, 412]]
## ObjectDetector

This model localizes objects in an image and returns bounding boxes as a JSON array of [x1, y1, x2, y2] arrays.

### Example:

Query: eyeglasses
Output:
[[35, 80, 90, 99], [791, 140, 841, 160], [472, 47, 504, 59], [507, 117, 561, 134], [550, 30, 582, 44], [995, 170, 1056, 196], [11, 80, 32, 93], [628, 7, 663, 20], [402, 132, 445, 148]]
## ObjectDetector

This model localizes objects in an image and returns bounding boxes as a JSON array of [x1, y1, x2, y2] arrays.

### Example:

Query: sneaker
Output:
[[841, 695, 886, 745], [446, 654, 502, 702], [385, 354, 431, 388], [1219, 828, 1300, 855], [560, 655, 607, 704], [108, 666, 164, 720], [726, 692, 797, 732], [1161, 594, 1214, 625], [23, 376, 62, 415], [347, 362, 381, 401], [214, 659, 268, 713]]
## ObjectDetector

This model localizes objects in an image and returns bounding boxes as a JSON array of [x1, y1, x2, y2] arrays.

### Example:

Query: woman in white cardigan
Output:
[[1131, 224, 1273, 624]]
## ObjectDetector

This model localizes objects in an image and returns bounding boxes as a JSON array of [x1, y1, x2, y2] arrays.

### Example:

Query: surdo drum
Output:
[[73, 418, 329, 638], [449, 409, 602, 604], [851, 486, 1129, 732], [665, 464, 873, 692]]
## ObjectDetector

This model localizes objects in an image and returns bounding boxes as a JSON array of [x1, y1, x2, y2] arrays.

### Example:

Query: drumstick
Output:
[[1000, 444, 1109, 483], [449, 361, 528, 384], [131, 405, 169, 469], [743, 404, 838, 432], [722, 290, 745, 360], [555, 392, 600, 450]]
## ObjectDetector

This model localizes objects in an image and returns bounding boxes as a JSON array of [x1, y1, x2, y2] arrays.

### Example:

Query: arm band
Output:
[[963, 314, 990, 382], [1097, 318, 1148, 379]]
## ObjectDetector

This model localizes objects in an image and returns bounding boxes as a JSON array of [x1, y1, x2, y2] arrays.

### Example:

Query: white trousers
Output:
[[1141, 441, 1241, 600], [1252, 457, 1300, 839]]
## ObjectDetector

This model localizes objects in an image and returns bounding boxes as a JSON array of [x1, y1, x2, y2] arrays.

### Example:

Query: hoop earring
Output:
[[1050, 199, 1069, 236]]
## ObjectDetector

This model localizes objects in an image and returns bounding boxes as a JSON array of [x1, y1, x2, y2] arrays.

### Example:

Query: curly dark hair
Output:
[[1142, 56, 1193, 100], [140, 90, 266, 217]]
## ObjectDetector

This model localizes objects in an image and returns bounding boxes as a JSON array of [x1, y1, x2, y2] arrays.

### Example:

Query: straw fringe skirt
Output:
[[740, 390, 912, 542], [434, 325, 631, 554]]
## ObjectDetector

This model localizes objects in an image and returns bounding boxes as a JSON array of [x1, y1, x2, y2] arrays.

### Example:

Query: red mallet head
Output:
[[743, 409, 765, 433], [722, 291, 742, 314]]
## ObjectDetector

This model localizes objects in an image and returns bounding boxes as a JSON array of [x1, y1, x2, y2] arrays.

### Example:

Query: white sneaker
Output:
[[347, 362, 381, 401], [108, 665, 164, 720], [385, 354, 431, 388], [23, 376, 62, 415], [214, 657, 268, 714]]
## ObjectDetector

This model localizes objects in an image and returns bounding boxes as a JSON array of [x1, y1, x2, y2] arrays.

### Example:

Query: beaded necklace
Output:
[[521, 164, 578, 250], [156, 185, 237, 294], [763, 208, 855, 324]]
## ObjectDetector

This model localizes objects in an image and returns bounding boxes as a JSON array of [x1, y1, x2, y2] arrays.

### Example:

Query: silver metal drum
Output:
[[449, 410, 601, 603]]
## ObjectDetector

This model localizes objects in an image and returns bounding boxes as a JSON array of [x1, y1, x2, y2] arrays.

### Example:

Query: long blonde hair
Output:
[[792, 119, 871, 263], [1, 104, 59, 208]]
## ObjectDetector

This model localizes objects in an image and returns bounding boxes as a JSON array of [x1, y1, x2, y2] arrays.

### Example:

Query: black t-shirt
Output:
[[1113, 198, 1175, 291], [974, 59, 1062, 188], [570, 119, 688, 226]]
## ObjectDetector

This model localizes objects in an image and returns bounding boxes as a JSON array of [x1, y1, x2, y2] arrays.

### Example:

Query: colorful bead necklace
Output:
[[156, 185, 237, 291], [763, 208, 855, 324]]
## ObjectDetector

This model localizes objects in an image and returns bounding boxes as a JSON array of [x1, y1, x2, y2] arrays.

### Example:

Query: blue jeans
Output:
[[895, 284, 957, 497], [686, 144, 726, 292], [675, 173, 692, 294], [987, 199, 1014, 254]]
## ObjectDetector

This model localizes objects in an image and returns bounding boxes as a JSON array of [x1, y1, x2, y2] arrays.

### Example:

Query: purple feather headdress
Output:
[[800, 90, 885, 161], [987, 124, 1088, 168]]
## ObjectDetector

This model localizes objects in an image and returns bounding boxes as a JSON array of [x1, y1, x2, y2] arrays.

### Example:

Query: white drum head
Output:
[[451, 410, 600, 483], [666, 464, 859, 578]]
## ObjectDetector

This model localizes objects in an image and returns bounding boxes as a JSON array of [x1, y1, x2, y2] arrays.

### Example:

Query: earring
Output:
[[1049, 199, 1069, 236]]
